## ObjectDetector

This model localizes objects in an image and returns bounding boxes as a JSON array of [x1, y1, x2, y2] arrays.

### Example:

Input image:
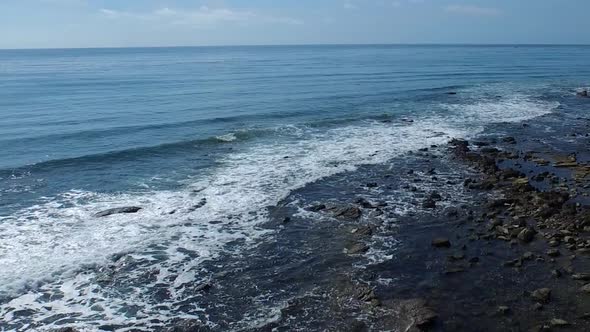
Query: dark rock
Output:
[[348, 320, 368, 332], [577, 89, 589, 98], [347, 243, 369, 255], [432, 238, 451, 248], [366, 182, 378, 188], [580, 284, 590, 293], [472, 141, 490, 147], [307, 204, 326, 212], [351, 226, 374, 237], [518, 228, 536, 243], [399, 299, 438, 330], [195, 282, 212, 292], [355, 198, 375, 209], [94, 206, 142, 217], [167, 320, 206, 332], [422, 199, 437, 209], [188, 198, 207, 212], [573, 273, 590, 281], [496, 306, 510, 315], [331, 206, 362, 220], [444, 267, 465, 274], [502, 137, 517, 144], [428, 191, 443, 201], [480, 147, 500, 154], [547, 249, 561, 257], [531, 288, 551, 303], [550, 318, 570, 327]]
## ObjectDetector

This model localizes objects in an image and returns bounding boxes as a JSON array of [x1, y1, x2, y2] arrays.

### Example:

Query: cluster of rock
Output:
[[446, 136, 590, 329]]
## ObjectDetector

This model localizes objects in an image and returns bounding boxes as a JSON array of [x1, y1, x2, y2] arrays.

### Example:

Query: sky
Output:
[[0, 0, 589, 49]]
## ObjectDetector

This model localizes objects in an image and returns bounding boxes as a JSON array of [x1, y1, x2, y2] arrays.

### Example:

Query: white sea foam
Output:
[[215, 132, 237, 142], [0, 92, 558, 329]]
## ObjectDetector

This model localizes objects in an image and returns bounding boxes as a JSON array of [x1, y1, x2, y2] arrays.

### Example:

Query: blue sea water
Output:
[[0, 45, 589, 330]]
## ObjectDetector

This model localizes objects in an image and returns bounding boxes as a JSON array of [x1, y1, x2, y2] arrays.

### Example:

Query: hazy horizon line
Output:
[[2, 42, 590, 51]]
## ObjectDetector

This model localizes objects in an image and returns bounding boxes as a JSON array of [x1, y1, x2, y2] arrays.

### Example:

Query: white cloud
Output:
[[445, 5, 501, 16], [99, 6, 303, 27]]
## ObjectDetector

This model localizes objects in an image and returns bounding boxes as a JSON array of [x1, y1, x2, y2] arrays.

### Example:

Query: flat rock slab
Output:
[[95, 206, 142, 218]]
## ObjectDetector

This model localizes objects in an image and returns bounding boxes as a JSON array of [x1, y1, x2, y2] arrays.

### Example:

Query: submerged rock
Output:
[[329, 205, 362, 220], [432, 238, 451, 248], [94, 206, 142, 217], [346, 243, 369, 255], [531, 288, 552, 303]]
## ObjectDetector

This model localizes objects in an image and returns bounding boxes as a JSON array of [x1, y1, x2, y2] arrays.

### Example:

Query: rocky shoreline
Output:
[[264, 109, 590, 331], [45, 104, 590, 331]]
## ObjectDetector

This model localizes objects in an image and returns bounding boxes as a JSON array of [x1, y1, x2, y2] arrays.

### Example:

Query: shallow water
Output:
[[1, 45, 589, 330]]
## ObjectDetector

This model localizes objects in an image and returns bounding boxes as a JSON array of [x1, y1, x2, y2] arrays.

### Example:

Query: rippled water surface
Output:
[[1, 45, 589, 330]]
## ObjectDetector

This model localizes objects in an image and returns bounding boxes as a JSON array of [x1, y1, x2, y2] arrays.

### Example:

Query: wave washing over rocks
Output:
[[0, 92, 564, 331]]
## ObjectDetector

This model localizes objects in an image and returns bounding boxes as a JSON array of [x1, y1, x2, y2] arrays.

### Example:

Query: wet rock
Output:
[[348, 320, 369, 332], [550, 318, 570, 327], [167, 320, 206, 332], [329, 205, 362, 220], [355, 198, 375, 209], [502, 136, 517, 144], [94, 206, 142, 217], [552, 269, 563, 278], [422, 199, 437, 209], [399, 299, 438, 330], [351, 226, 374, 237], [547, 249, 561, 257], [473, 141, 490, 147], [188, 198, 207, 212], [447, 252, 465, 261], [307, 204, 326, 212], [444, 267, 465, 274], [195, 282, 212, 292], [432, 238, 451, 248], [573, 273, 590, 281], [480, 147, 500, 154], [356, 287, 378, 303], [577, 89, 589, 98], [531, 288, 551, 303], [580, 284, 590, 294], [53, 328, 80, 332], [518, 228, 537, 243], [496, 306, 510, 315], [346, 243, 369, 255]]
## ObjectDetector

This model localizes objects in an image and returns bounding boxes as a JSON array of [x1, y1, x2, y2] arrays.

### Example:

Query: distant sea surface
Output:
[[1, 45, 589, 330]]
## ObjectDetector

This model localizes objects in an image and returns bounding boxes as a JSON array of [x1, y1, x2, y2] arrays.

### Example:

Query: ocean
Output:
[[1, 45, 589, 330]]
